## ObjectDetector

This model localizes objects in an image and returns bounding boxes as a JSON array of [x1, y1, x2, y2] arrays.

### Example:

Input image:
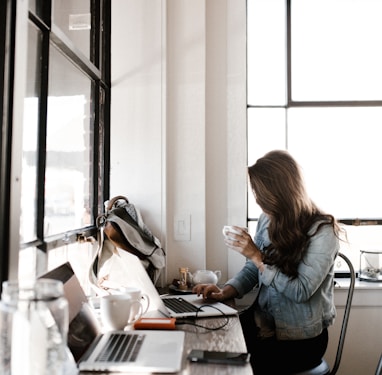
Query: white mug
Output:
[[120, 287, 150, 317], [222, 225, 246, 240], [100, 294, 143, 331]]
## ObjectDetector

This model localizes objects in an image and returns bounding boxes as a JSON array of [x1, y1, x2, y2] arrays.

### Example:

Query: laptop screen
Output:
[[40, 262, 101, 362]]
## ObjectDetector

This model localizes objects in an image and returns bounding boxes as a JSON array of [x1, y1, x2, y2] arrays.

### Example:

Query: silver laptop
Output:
[[97, 249, 238, 319], [41, 262, 185, 373]]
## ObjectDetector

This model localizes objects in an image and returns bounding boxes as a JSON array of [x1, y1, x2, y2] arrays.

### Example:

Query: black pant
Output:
[[239, 309, 328, 374]]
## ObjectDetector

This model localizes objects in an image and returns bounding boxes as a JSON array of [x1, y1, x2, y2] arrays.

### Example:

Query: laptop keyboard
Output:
[[162, 297, 203, 313], [95, 333, 145, 363]]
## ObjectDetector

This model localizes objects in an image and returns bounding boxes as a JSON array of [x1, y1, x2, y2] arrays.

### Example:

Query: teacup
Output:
[[222, 225, 247, 240], [100, 294, 143, 330], [120, 286, 150, 317]]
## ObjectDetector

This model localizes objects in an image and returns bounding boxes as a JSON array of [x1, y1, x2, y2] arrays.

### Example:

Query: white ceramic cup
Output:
[[100, 294, 143, 331], [222, 225, 247, 240], [120, 286, 150, 317]]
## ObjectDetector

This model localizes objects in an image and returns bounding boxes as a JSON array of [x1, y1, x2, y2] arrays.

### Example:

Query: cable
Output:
[[175, 305, 231, 331]]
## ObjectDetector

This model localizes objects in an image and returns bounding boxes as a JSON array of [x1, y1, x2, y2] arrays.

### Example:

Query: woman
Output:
[[193, 150, 342, 374]]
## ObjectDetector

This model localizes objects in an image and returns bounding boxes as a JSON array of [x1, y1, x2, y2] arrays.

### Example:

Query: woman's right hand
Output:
[[192, 284, 224, 301], [193, 284, 238, 302]]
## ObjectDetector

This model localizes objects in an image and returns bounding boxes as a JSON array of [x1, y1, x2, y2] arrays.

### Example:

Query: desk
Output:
[[79, 314, 253, 375], [175, 315, 253, 375]]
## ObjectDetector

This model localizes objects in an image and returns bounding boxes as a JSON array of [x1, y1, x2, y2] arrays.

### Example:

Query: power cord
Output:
[[175, 305, 231, 331]]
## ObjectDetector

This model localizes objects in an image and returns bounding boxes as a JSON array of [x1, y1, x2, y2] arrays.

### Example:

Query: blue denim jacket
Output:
[[226, 213, 339, 340]]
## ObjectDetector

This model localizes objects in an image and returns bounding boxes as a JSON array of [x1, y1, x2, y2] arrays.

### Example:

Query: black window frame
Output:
[[0, 0, 16, 286], [0, 0, 111, 286]]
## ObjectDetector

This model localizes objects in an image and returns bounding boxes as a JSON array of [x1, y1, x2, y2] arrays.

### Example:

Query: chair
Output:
[[375, 353, 382, 375], [294, 252, 356, 375]]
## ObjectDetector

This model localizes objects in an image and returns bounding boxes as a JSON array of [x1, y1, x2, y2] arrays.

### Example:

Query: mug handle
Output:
[[214, 270, 222, 282], [127, 301, 143, 324], [140, 294, 150, 315]]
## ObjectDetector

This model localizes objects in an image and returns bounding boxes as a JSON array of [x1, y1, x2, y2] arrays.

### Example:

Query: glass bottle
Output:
[[1, 279, 70, 375]]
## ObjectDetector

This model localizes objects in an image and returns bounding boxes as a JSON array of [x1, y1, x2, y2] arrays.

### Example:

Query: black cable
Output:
[[175, 304, 231, 331]]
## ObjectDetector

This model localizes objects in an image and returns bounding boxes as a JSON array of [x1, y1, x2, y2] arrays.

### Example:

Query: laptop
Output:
[[96, 248, 238, 319], [41, 262, 185, 373]]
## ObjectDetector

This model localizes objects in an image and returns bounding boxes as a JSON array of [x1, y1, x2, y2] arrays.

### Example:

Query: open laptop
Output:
[[96, 249, 238, 319], [41, 262, 185, 373]]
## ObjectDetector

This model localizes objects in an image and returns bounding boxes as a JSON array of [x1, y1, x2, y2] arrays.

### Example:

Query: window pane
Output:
[[247, 108, 286, 165], [52, 0, 91, 59], [20, 24, 41, 243], [29, 0, 37, 13], [338, 225, 382, 273], [292, 0, 382, 101], [247, 0, 286, 106], [288, 107, 382, 219], [45, 45, 93, 236], [19, 247, 45, 281], [48, 241, 94, 295], [247, 108, 286, 218], [29, 0, 44, 18]]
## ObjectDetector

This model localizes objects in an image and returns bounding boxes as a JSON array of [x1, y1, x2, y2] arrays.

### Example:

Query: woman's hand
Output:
[[192, 284, 224, 301], [224, 226, 264, 271], [192, 284, 239, 302]]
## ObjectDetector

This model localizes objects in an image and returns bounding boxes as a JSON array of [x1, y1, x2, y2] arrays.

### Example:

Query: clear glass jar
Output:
[[0, 300, 14, 375], [1, 279, 69, 375], [178, 267, 190, 290], [359, 250, 382, 282]]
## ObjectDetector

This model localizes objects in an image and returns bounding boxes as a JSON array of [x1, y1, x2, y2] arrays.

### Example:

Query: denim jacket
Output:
[[226, 213, 339, 340]]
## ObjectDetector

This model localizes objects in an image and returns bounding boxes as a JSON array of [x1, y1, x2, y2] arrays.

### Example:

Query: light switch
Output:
[[174, 214, 191, 241]]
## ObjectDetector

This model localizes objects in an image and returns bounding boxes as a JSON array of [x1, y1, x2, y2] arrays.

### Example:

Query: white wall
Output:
[[110, 0, 247, 285]]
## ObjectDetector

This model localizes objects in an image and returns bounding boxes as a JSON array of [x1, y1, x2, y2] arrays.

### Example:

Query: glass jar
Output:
[[178, 267, 190, 290], [359, 250, 382, 282], [0, 300, 13, 375], [1, 279, 70, 375]]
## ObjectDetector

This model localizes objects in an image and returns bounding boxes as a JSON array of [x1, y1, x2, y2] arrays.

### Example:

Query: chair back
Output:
[[330, 252, 355, 375], [293, 252, 355, 375], [375, 354, 382, 375]]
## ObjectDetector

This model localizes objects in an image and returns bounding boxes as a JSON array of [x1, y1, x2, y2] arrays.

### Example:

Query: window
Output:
[[1, 0, 110, 284], [247, 0, 382, 269]]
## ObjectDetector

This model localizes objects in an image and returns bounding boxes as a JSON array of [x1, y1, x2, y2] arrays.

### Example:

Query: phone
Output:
[[187, 349, 250, 366]]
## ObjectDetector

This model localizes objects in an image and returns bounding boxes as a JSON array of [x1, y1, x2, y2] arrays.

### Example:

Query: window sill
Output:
[[334, 278, 382, 307]]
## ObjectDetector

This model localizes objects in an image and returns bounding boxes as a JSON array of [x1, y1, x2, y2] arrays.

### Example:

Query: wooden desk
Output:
[[80, 285, 255, 375], [177, 315, 253, 375], [79, 315, 253, 375]]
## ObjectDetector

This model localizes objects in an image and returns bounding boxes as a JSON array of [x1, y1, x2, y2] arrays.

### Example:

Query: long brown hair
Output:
[[248, 150, 340, 278]]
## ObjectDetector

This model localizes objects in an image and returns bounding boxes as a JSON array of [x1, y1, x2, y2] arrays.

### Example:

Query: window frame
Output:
[[247, 0, 382, 226], [0, 0, 111, 286], [0, 0, 16, 286]]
